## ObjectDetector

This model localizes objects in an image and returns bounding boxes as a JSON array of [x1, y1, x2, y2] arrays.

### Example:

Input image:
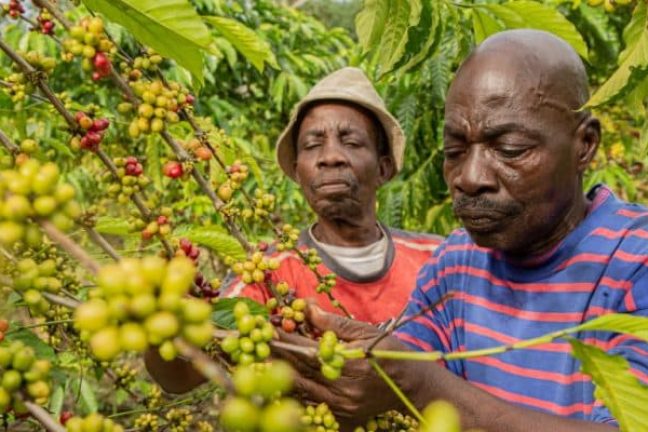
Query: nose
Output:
[[451, 145, 498, 196], [316, 140, 348, 169]]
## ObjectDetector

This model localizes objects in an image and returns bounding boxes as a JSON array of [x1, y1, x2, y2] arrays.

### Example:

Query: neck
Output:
[[312, 213, 381, 247], [509, 192, 590, 258]]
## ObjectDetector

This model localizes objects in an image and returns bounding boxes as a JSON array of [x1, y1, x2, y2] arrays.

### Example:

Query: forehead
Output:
[[298, 102, 375, 134]]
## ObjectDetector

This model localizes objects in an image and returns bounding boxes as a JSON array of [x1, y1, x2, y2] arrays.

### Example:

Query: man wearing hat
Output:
[[223, 67, 443, 324]]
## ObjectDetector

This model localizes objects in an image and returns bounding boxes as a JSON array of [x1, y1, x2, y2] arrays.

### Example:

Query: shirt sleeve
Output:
[[394, 245, 454, 355], [590, 266, 648, 424]]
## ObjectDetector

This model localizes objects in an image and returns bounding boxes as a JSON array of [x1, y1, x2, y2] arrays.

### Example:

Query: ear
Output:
[[575, 114, 600, 173], [377, 156, 395, 187]]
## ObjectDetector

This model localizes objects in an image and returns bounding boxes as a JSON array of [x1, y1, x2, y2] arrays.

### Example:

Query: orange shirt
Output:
[[223, 226, 443, 325]]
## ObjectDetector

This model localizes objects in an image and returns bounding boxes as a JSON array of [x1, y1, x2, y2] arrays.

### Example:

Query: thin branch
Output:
[[42, 292, 80, 309], [25, 402, 65, 432], [0, 128, 19, 154], [366, 292, 455, 353], [32, 0, 72, 29], [39, 220, 100, 275], [84, 226, 121, 261]]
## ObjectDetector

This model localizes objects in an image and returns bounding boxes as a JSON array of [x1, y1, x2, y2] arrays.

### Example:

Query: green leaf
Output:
[[570, 340, 648, 432], [585, 26, 648, 108], [472, 8, 504, 44], [355, 0, 390, 52], [73, 378, 99, 414], [479, 1, 589, 60], [575, 314, 648, 342], [204, 16, 277, 72], [180, 228, 246, 261], [376, 0, 422, 75], [620, 1, 647, 64], [271, 72, 288, 112], [81, 0, 212, 86], [395, 0, 443, 74], [3, 327, 56, 361], [49, 385, 65, 418], [211, 297, 267, 329], [94, 216, 132, 236]]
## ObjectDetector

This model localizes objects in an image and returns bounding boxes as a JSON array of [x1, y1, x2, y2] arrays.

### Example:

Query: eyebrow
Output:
[[444, 122, 542, 141]]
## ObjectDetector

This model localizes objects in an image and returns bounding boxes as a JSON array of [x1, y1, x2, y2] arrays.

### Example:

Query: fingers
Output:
[[307, 303, 382, 341]]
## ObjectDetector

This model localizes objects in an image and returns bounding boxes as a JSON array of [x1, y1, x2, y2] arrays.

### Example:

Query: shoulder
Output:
[[386, 227, 445, 252]]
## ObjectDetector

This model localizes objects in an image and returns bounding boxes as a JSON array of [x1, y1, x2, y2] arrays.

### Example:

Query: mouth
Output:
[[315, 181, 351, 194], [457, 212, 506, 233]]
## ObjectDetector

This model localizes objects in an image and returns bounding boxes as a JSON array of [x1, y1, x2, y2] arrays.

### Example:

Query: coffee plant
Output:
[[0, 0, 647, 432]]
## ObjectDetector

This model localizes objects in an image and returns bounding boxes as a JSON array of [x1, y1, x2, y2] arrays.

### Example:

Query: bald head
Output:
[[452, 29, 589, 114]]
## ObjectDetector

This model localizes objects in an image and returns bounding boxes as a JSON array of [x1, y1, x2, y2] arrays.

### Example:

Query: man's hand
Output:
[[271, 302, 409, 427]]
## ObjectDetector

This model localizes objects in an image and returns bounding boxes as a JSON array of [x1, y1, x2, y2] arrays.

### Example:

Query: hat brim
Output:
[[276, 94, 405, 182]]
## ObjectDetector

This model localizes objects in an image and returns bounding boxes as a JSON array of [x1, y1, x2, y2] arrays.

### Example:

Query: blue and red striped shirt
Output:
[[395, 185, 648, 423]]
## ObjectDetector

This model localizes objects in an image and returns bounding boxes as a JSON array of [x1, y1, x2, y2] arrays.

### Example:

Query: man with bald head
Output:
[[274, 30, 648, 430]]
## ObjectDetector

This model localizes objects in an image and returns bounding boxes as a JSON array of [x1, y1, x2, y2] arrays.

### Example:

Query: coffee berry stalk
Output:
[[73, 256, 215, 361]]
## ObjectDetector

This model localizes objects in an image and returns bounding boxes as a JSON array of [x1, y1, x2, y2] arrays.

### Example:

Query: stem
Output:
[[32, 0, 73, 29], [5, 319, 74, 335], [42, 292, 80, 309], [173, 338, 233, 392], [368, 359, 427, 427], [366, 292, 456, 353], [25, 402, 65, 432], [85, 226, 121, 261], [0, 128, 19, 154], [270, 340, 318, 357], [39, 220, 100, 275]]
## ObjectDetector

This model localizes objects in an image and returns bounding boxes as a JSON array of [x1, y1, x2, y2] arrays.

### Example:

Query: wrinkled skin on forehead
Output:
[[443, 30, 600, 256]]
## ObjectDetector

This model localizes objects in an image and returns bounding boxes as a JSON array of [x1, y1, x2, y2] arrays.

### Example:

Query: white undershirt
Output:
[[308, 225, 389, 277]]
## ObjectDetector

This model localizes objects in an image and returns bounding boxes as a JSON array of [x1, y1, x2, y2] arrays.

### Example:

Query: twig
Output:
[[366, 292, 455, 353], [368, 359, 427, 427], [39, 220, 100, 275], [0, 128, 20, 154], [32, 0, 72, 29], [25, 402, 65, 432], [42, 292, 80, 308], [84, 226, 121, 261]]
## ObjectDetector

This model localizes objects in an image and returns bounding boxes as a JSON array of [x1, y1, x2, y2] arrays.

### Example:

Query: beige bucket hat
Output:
[[275, 67, 406, 181]]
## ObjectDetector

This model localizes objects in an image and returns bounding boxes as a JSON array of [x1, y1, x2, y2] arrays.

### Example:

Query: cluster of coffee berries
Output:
[[220, 302, 274, 366], [19, 139, 38, 155], [163, 160, 186, 179], [231, 251, 280, 285], [11, 257, 64, 315], [102, 156, 149, 203], [267, 288, 305, 334], [134, 413, 160, 431], [21, 50, 56, 73], [37, 10, 55, 35], [126, 80, 190, 137], [193, 274, 221, 300], [64, 413, 124, 432], [63, 17, 115, 80], [3, 72, 27, 102], [113, 363, 138, 389], [182, 138, 212, 161], [276, 224, 300, 251], [71, 112, 110, 151], [215, 160, 250, 204], [302, 403, 339, 432], [177, 238, 200, 262], [587, 0, 631, 12], [316, 274, 337, 295], [0, 159, 80, 247], [0, 341, 52, 412], [318, 330, 345, 380], [0, 320, 7, 342], [118, 48, 166, 82], [141, 214, 172, 240], [244, 188, 275, 219], [165, 407, 193, 432], [73, 256, 214, 361], [220, 361, 303, 432], [2, 0, 23, 18], [354, 411, 418, 432]]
